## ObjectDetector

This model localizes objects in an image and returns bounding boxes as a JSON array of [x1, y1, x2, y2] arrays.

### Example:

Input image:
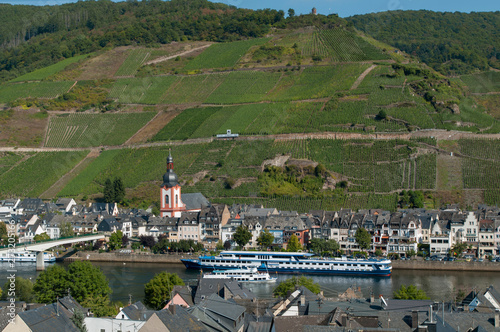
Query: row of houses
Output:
[[2, 198, 500, 257], [3, 278, 500, 332]]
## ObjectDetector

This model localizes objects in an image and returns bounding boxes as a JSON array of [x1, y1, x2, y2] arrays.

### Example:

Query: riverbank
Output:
[[60, 252, 500, 272]]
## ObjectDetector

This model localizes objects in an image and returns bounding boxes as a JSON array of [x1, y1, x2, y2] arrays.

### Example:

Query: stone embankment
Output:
[[62, 252, 500, 272], [62, 251, 189, 264]]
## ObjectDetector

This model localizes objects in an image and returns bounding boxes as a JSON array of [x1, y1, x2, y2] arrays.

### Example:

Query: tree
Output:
[[60, 221, 74, 238], [308, 238, 325, 254], [33, 265, 69, 303], [287, 234, 301, 252], [324, 239, 340, 255], [377, 109, 387, 120], [257, 229, 274, 249], [273, 276, 320, 297], [223, 240, 232, 250], [144, 272, 184, 310], [108, 230, 123, 251], [0, 221, 7, 244], [287, 8, 295, 18], [2, 277, 34, 302], [70, 309, 88, 332], [33, 261, 112, 315], [33, 232, 50, 242], [122, 234, 129, 247], [393, 285, 430, 300], [355, 227, 371, 251], [113, 177, 125, 203], [233, 225, 252, 248], [103, 178, 114, 203], [450, 242, 467, 257], [139, 235, 156, 248]]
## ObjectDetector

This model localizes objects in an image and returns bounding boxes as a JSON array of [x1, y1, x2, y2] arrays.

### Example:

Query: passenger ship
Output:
[[0, 251, 56, 263], [181, 251, 392, 277], [202, 267, 277, 283]]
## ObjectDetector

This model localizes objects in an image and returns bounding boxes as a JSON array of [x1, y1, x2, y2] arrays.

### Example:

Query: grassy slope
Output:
[[0, 25, 498, 209]]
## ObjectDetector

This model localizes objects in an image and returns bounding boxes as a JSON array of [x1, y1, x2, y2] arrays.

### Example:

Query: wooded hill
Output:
[[0, 1, 499, 211], [348, 10, 500, 75]]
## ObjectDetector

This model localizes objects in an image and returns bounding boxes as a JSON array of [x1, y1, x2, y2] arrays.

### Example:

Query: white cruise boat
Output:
[[0, 251, 56, 263], [182, 250, 392, 277], [202, 267, 277, 283]]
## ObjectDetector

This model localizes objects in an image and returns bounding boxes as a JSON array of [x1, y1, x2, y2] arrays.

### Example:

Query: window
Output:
[[175, 195, 178, 206], [165, 195, 169, 206]]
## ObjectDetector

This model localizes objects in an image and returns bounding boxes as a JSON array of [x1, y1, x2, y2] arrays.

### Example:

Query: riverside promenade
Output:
[[61, 252, 500, 272]]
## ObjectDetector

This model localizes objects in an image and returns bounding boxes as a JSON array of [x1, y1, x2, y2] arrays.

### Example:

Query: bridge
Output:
[[0, 233, 105, 270]]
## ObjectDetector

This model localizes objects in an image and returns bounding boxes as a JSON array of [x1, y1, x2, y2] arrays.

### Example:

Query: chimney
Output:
[[169, 304, 176, 315], [495, 310, 499, 328], [370, 292, 374, 303], [341, 314, 347, 326], [300, 295, 306, 306], [412, 310, 419, 329]]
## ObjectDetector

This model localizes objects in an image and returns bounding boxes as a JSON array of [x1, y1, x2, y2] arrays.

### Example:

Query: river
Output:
[[2, 261, 499, 304]]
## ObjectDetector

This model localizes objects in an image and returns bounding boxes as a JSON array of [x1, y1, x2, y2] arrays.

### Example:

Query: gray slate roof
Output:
[[155, 306, 208, 331], [183, 193, 210, 211], [121, 301, 155, 321]]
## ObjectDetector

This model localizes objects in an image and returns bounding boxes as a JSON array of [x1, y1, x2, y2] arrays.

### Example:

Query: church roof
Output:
[[182, 193, 209, 211], [161, 152, 179, 188]]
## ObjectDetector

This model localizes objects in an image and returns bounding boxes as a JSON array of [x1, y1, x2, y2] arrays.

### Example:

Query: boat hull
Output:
[[181, 259, 391, 277]]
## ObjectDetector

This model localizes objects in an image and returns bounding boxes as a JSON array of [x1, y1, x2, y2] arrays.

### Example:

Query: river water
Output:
[[2, 261, 499, 304]]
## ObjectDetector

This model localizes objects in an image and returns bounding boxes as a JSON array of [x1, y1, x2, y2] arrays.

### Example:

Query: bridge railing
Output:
[[0, 232, 105, 249]]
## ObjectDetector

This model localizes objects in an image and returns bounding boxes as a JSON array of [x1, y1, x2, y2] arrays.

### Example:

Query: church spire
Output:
[[167, 149, 174, 170]]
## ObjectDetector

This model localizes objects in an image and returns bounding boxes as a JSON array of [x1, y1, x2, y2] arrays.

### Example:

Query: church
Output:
[[160, 152, 209, 217]]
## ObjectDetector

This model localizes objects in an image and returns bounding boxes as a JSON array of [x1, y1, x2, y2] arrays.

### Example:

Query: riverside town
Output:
[[0, 0, 500, 331]]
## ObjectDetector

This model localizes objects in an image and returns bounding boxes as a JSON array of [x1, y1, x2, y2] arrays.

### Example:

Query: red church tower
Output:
[[160, 152, 186, 217]]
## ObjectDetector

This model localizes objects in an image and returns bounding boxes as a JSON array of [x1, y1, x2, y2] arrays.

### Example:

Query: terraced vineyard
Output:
[[460, 71, 500, 94], [183, 38, 270, 70], [58, 139, 438, 201], [44, 112, 156, 147], [460, 139, 500, 191], [115, 49, 151, 77], [0, 151, 88, 197], [10, 54, 91, 82], [303, 27, 389, 62], [109, 76, 177, 104], [0, 81, 75, 103]]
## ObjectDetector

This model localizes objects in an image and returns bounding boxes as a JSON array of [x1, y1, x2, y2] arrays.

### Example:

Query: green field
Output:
[[303, 27, 389, 62], [109, 76, 177, 104], [0, 81, 75, 103], [460, 71, 500, 94], [57, 149, 123, 196], [10, 54, 91, 82], [205, 70, 282, 104], [44, 112, 156, 147], [0, 152, 27, 177], [183, 38, 270, 70], [58, 139, 438, 200], [269, 64, 370, 101], [115, 49, 151, 77], [0, 151, 88, 197]]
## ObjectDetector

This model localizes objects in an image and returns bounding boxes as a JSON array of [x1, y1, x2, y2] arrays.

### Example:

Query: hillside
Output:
[[347, 10, 500, 75], [0, 4, 499, 211]]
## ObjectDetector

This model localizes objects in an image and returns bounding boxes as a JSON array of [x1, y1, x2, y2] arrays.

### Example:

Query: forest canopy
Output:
[[348, 10, 500, 75]]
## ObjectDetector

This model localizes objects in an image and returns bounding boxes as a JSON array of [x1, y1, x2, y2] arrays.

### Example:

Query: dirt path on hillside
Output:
[[39, 149, 100, 199], [144, 44, 212, 65], [350, 64, 377, 90], [1, 130, 500, 154], [125, 110, 183, 144]]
